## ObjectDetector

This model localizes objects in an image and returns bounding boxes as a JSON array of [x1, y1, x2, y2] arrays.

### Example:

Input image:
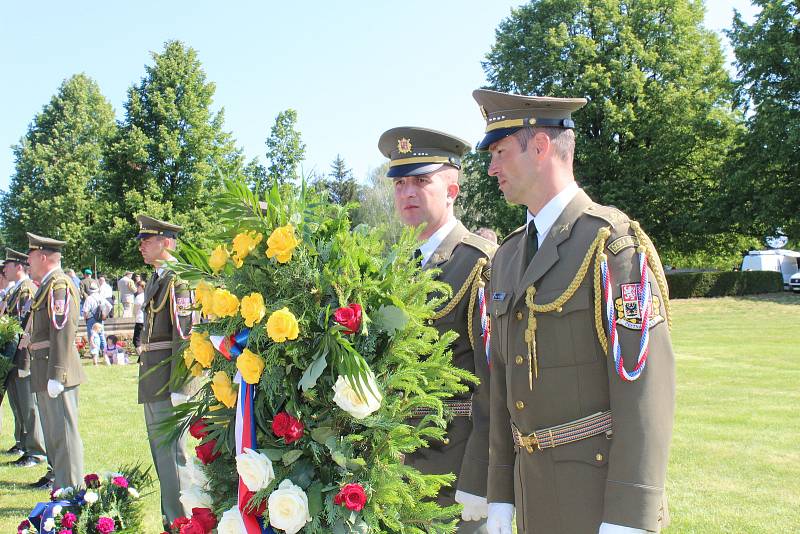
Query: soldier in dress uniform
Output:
[[23, 233, 85, 489], [379, 127, 497, 533], [136, 215, 195, 525], [472, 90, 676, 534], [2, 249, 48, 470]]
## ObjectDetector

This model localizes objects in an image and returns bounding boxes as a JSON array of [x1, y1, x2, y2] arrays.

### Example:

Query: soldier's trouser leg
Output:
[[16, 375, 46, 459], [144, 400, 188, 523], [6, 375, 24, 448], [36, 387, 84, 488]]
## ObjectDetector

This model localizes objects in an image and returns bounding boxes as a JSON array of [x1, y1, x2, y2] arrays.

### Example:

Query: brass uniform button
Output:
[[442, 438, 450, 445], [556, 306, 563, 313], [595, 453, 604, 462], [515, 400, 525, 410], [515, 311, 524, 320], [515, 355, 524, 365]]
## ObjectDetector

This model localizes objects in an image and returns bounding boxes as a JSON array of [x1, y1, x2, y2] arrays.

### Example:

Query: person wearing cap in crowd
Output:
[[1, 249, 48, 475], [22, 232, 85, 489], [379, 127, 497, 532], [471, 89, 675, 534], [136, 214, 196, 526], [78, 268, 94, 304], [117, 271, 137, 318]]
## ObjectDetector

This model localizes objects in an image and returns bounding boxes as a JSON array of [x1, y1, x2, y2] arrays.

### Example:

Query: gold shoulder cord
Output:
[[30, 278, 77, 323], [431, 257, 488, 350], [146, 278, 174, 345], [524, 227, 611, 390]]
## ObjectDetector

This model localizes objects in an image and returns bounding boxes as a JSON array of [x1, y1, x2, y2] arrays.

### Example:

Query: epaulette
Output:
[[584, 203, 630, 230], [461, 233, 498, 257], [501, 224, 527, 245]]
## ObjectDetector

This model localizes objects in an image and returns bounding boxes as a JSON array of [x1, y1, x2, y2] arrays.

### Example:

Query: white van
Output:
[[741, 249, 800, 289]]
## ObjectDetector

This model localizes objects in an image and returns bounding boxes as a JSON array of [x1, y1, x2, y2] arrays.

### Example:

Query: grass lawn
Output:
[[1, 293, 799, 533]]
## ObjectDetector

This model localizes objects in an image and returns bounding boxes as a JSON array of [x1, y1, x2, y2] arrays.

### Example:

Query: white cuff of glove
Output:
[[599, 522, 648, 534], [170, 392, 189, 407], [455, 490, 488, 521], [18, 368, 31, 378], [486, 502, 514, 534], [47, 379, 65, 398]]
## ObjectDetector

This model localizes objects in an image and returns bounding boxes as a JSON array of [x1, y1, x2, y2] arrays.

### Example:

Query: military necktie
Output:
[[526, 219, 538, 264]]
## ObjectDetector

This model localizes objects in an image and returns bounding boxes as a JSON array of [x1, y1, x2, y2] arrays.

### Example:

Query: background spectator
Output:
[[475, 227, 498, 244], [82, 281, 112, 352], [132, 280, 146, 350], [117, 271, 136, 318]]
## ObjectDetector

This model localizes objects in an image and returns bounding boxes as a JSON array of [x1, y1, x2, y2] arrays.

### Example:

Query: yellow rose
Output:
[[266, 307, 300, 343], [195, 280, 215, 316], [211, 371, 237, 408], [209, 245, 230, 273], [236, 348, 265, 385], [240, 292, 266, 327], [232, 231, 263, 263], [183, 346, 195, 368], [266, 224, 299, 264], [212, 288, 240, 318], [190, 331, 216, 368], [190, 362, 204, 377]]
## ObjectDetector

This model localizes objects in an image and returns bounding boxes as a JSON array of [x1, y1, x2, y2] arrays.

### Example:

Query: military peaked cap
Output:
[[27, 232, 66, 253], [5, 248, 29, 265], [472, 89, 587, 150], [378, 127, 471, 178], [136, 215, 183, 239]]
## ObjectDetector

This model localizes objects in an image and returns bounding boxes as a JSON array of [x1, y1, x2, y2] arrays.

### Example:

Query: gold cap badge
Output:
[[397, 137, 412, 154]]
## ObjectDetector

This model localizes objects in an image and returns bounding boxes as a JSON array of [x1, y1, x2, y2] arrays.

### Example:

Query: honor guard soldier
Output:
[[379, 127, 497, 532], [2, 249, 48, 470], [472, 90, 676, 534], [24, 233, 85, 489], [136, 215, 195, 525]]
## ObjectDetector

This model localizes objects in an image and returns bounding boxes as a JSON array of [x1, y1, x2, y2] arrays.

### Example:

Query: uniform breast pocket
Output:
[[535, 284, 599, 367], [489, 293, 512, 361]]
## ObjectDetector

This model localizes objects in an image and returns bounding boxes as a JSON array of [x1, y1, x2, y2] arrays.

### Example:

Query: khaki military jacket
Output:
[[406, 221, 497, 500], [28, 269, 85, 392], [487, 191, 675, 533], [138, 268, 194, 404], [4, 278, 37, 370]]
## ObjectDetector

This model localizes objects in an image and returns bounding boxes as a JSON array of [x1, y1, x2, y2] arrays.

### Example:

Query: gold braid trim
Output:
[[431, 257, 488, 322], [146, 278, 174, 345], [630, 221, 672, 329], [524, 227, 612, 390], [466, 272, 486, 351]]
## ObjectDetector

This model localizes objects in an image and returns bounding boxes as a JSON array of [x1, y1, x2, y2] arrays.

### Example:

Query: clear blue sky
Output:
[[0, 0, 757, 191]]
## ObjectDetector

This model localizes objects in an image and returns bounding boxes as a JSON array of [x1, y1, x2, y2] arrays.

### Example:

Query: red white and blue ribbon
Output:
[[170, 285, 193, 340], [600, 250, 651, 381], [49, 284, 70, 331], [210, 328, 251, 360], [234, 371, 262, 534], [477, 286, 490, 366]]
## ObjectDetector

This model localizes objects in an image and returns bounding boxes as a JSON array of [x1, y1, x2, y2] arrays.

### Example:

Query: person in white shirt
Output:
[[82, 282, 112, 352]]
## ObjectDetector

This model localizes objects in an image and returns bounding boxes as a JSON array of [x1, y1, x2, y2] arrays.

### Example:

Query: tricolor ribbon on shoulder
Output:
[[210, 328, 251, 360], [170, 285, 193, 340], [477, 286, 490, 366], [600, 249, 651, 381], [48, 284, 70, 331]]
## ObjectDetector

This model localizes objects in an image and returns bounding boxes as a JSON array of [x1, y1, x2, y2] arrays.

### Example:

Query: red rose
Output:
[[189, 419, 210, 439], [284, 417, 304, 444], [179, 520, 206, 534], [195, 439, 220, 465], [333, 303, 362, 335], [271, 412, 292, 437], [242, 490, 266, 517], [190, 508, 217, 532], [84, 473, 100, 488], [171, 517, 191, 531], [334, 483, 368, 512], [61, 512, 77, 528]]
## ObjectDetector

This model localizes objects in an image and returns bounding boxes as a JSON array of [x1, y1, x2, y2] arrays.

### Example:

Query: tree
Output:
[[264, 109, 305, 189], [352, 162, 404, 243], [101, 40, 242, 268], [2, 73, 115, 268], [725, 0, 800, 239], [458, 151, 525, 238], [314, 154, 359, 206], [462, 0, 743, 259]]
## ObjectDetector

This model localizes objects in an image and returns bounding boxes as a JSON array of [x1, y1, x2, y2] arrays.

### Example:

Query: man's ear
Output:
[[533, 131, 550, 158], [446, 181, 460, 201]]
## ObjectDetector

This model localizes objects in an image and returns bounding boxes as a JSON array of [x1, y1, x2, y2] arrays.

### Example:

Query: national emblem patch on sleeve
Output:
[[52, 299, 67, 315], [176, 296, 193, 316], [614, 283, 663, 330]]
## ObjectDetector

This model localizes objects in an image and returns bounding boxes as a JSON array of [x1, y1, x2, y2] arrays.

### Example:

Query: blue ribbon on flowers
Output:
[[230, 328, 251, 358], [28, 500, 71, 533]]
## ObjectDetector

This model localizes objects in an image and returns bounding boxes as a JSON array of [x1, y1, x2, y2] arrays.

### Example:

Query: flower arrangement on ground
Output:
[[18, 464, 152, 534], [167, 178, 475, 533]]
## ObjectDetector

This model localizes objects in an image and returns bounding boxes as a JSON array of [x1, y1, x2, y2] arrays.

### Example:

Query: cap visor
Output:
[[387, 162, 445, 178], [476, 127, 523, 151]]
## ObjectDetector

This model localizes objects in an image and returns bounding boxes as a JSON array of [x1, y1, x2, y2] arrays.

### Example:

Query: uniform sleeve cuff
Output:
[[458, 458, 488, 496], [487, 465, 515, 504], [603, 480, 665, 531]]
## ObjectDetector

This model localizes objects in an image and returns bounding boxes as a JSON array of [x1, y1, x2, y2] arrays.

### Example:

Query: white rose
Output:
[[217, 505, 247, 534], [128, 487, 140, 498], [52, 505, 62, 516], [179, 485, 213, 510], [84, 490, 99, 504], [190, 457, 210, 489], [268, 479, 312, 534], [236, 447, 275, 492], [332, 372, 382, 419], [43, 518, 55, 531]]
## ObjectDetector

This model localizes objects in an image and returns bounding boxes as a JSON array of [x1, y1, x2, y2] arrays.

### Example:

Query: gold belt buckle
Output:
[[519, 432, 539, 454]]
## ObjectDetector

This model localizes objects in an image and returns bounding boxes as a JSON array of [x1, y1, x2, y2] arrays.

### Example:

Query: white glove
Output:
[[18, 368, 31, 378], [47, 379, 65, 398], [455, 490, 488, 521], [171, 392, 189, 406], [486, 502, 514, 534], [599, 523, 648, 534]]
